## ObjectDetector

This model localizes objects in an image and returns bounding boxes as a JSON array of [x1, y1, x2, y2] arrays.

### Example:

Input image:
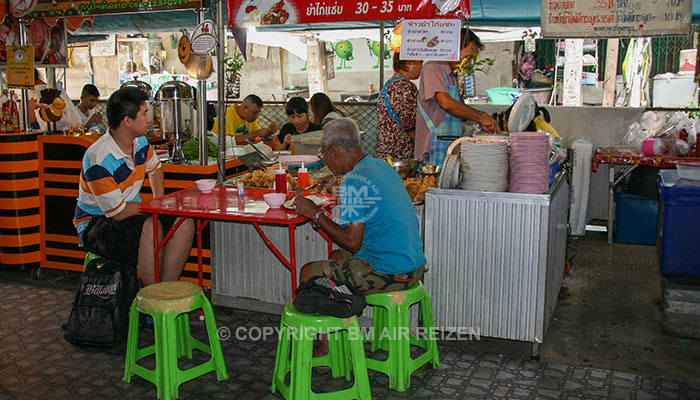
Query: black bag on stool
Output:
[[64, 258, 140, 347], [293, 277, 366, 318]]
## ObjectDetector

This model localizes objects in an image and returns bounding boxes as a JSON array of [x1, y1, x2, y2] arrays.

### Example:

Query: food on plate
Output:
[[260, 0, 289, 25], [283, 194, 329, 210], [403, 175, 437, 203], [426, 37, 440, 48]]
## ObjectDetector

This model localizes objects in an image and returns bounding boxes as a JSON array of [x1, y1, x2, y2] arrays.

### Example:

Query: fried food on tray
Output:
[[237, 170, 275, 188], [236, 171, 344, 193], [403, 175, 437, 203]]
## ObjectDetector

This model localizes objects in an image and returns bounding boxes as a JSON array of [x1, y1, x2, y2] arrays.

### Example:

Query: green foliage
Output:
[[221, 51, 244, 82], [454, 51, 495, 76], [521, 28, 538, 40], [182, 137, 217, 160]]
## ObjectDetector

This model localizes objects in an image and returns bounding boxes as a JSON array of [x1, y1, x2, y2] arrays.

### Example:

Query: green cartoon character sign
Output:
[[368, 40, 391, 69], [334, 40, 353, 70]]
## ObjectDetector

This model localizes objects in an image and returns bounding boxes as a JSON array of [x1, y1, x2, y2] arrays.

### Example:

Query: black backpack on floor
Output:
[[64, 258, 140, 347]]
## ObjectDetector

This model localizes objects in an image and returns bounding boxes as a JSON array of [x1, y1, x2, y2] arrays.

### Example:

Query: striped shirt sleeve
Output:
[[82, 165, 127, 218]]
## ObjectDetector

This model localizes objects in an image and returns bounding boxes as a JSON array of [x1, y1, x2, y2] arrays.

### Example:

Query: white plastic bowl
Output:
[[195, 179, 216, 193], [676, 161, 700, 181], [263, 193, 287, 208]]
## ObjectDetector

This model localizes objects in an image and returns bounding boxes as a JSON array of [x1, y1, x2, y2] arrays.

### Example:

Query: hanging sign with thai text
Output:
[[25, 0, 203, 18], [541, 0, 692, 38], [228, 0, 470, 28], [400, 19, 460, 61], [7, 46, 34, 89]]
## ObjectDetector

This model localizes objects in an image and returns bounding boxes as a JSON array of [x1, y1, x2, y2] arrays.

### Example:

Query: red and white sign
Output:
[[228, 0, 470, 28]]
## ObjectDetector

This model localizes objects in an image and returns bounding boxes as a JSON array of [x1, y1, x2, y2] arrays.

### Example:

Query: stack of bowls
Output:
[[459, 142, 509, 192], [509, 132, 549, 194]]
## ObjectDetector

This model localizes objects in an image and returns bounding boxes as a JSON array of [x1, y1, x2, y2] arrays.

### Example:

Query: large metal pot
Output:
[[156, 81, 196, 141], [120, 79, 153, 95], [156, 80, 197, 163]]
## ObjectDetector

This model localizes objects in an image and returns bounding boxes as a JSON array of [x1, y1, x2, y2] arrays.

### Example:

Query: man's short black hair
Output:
[[242, 94, 263, 108], [461, 28, 484, 51], [285, 96, 309, 115], [106, 88, 149, 130], [81, 84, 100, 98]]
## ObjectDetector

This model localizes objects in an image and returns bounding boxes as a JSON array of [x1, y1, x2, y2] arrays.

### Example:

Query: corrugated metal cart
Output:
[[423, 173, 569, 353]]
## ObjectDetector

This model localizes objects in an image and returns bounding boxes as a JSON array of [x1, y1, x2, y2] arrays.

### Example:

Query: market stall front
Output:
[[0, 0, 247, 284], [210, 0, 573, 351]]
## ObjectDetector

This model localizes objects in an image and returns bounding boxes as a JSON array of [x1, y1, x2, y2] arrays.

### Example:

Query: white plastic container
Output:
[[676, 160, 700, 181], [652, 74, 696, 107]]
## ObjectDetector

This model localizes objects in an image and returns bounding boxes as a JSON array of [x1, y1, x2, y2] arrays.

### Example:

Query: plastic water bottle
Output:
[[88, 123, 101, 135]]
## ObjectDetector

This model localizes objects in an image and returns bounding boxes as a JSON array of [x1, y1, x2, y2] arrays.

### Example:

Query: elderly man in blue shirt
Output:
[[296, 118, 426, 295]]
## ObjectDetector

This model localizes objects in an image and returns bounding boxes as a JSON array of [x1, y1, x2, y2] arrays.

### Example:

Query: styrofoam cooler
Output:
[[657, 170, 700, 280], [652, 74, 696, 107]]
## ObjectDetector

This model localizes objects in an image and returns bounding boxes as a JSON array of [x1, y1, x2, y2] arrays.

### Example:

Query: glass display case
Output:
[[118, 37, 165, 87]]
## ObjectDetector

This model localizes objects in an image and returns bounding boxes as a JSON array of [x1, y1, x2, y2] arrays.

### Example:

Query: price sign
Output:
[[541, 0, 692, 38], [228, 0, 470, 28], [400, 19, 460, 61], [7, 46, 34, 89]]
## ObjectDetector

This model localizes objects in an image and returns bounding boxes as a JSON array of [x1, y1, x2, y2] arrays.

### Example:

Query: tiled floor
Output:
[[0, 280, 698, 399]]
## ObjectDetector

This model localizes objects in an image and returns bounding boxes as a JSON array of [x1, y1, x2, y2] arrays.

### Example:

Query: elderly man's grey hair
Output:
[[321, 118, 361, 150]]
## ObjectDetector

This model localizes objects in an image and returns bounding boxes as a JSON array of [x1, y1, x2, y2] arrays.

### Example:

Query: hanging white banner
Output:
[[541, 0, 692, 38]]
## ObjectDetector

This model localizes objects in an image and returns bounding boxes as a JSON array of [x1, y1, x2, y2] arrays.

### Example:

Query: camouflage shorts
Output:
[[308, 250, 425, 295]]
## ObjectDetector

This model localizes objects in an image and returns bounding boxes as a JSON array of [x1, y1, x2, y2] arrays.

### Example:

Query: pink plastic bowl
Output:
[[263, 193, 287, 208], [195, 179, 216, 193]]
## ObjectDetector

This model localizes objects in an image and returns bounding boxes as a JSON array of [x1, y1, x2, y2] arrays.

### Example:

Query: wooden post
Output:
[[603, 39, 619, 107], [306, 38, 327, 96]]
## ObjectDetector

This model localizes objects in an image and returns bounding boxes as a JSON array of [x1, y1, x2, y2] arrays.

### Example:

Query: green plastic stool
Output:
[[364, 281, 440, 392], [123, 281, 228, 400], [271, 303, 372, 400]]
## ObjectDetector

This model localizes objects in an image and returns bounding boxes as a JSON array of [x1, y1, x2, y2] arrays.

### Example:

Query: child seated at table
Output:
[[275, 96, 322, 151]]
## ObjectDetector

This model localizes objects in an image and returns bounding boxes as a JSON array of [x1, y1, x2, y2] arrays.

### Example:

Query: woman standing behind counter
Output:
[[374, 53, 423, 160], [310, 92, 345, 126]]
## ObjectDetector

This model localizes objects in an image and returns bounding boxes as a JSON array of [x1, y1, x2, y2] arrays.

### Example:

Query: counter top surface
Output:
[[139, 186, 334, 224]]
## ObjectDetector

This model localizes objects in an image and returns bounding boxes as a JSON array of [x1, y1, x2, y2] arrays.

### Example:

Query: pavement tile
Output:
[[0, 280, 696, 400]]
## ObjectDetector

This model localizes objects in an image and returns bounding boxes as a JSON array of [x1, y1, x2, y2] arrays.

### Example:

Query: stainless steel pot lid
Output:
[[156, 80, 195, 101]]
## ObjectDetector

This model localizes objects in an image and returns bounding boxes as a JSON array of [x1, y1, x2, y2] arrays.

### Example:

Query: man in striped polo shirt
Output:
[[73, 88, 194, 286]]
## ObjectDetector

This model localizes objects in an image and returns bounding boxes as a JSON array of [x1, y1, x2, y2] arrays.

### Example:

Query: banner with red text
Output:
[[542, 0, 692, 38], [228, 0, 470, 28]]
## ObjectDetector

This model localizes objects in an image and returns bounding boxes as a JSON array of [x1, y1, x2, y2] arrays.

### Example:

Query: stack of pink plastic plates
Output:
[[509, 132, 549, 194]]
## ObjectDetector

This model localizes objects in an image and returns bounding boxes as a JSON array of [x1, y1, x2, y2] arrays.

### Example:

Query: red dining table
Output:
[[138, 186, 335, 297]]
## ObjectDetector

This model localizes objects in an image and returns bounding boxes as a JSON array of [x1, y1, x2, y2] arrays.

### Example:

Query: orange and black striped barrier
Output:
[[0, 133, 40, 271]]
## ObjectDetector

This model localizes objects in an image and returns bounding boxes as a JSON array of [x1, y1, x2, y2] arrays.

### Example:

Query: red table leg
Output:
[[288, 224, 297, 297], [153, 214, 160, 283], [196, 219, 209, 288]]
